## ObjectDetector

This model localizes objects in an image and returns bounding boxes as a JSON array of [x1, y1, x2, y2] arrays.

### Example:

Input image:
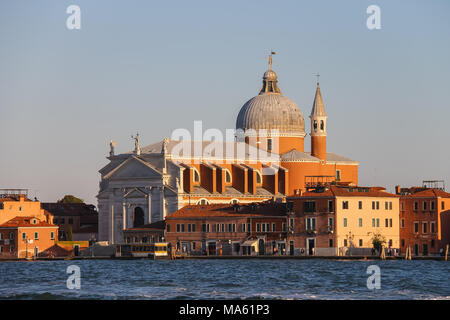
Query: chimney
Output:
[[395, 185, 401, 195]]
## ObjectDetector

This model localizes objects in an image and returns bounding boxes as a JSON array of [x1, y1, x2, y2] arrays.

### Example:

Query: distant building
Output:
[[288, 186, 400, 256], [0, 216, 58, 258], [0, 190, 52, 225], [42, 203, 98, 241], [98, 57, 358, 244], [396, 185, 450, 256], [164, 201, 293, 256]]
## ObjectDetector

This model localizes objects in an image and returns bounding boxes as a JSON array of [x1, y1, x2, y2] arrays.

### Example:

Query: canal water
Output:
[[0, 259, 448, 299]]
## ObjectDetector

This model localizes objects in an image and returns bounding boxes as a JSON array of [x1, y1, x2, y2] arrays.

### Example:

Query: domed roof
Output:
[[236, 69, 305, 136]]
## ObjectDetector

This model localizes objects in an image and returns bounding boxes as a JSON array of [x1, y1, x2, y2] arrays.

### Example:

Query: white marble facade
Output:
[[97, 145, 182, 244]]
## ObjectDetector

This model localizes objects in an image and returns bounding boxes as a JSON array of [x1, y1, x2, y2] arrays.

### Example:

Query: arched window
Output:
[[320, 120, 324, 131], [225, 169, 232, 183], [230, 199, 239, 204], [197, 198, 210, 205], [255, 170, 262, 184], [193, 168, 200, 183], [313, 120, 318, 131]]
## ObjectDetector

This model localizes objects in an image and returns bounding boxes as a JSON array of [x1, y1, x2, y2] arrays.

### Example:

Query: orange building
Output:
[[0, 216, 58, 258], [397, 185, 450, 256], [0, 190, 53, 225]]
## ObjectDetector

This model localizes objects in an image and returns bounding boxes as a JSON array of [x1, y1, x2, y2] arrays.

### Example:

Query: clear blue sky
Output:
[[1, 0, 449, 205]]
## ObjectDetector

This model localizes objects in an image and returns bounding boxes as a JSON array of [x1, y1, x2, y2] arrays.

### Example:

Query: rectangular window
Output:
[[282, 222, 286, 232], [431, 221, 436, 233], [376, 218, 380, 227], [176, 224, 180, 232], [267, 138, 273, 151], [241, 223, 246, 233], [376, 201, 379, 210], [272, 223, 276, 232], [359, 239, 363, 247], [401, 219, 405, 228], [342, 201, 349, 210], [431, 201, 435, 211], [372, 201, 375, 210], [262, 223, 266, 232], [414, 202, 418, 211], [358, 218, 363, 227], [50, 232, 54, 240], [192, 224, 196, 232], [358, 201, 363, 210], [166, 224, 171, 232], [422, 222, 428, 234], [257, 224, 261, 232], [343, 218, 347, 227], [401, 239, 405, 247], [372, 218, 375, 227], [389, 202, 393, 210], [188, 224, 192, 232], [247, 223, 251, 232], [221, 224, 225, 232], [228, 224, 232, 232], [329, 239, 333, 247], [385, 218, 389, 227], [34, 232, 38, 240], [389, 239, 393, 247], [328, 217, 333, 228], [22, 232, 26, 240], [304, 201, 316, 213], [385, 202, 388, 210], [289, 218, 294, 228], [181, 224, 185, 232], [344, 239, 348, 247], [442, 201, 445, 210], [389, 219, 393, 228], [423, 201, 427, 211], [266, 223, 270, 232], [9, 232, 14, 240], [232, 224, 236, 233], [414, 222, 419, 233], [328, 200, 333, 212], [401, 202, 404, 211], [201, 223, 207, 232], [336, 170, 341, 181]]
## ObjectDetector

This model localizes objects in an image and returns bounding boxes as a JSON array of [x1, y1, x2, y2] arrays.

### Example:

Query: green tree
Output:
[[371, 233, 386, 252], [58, 195, 84, 204]]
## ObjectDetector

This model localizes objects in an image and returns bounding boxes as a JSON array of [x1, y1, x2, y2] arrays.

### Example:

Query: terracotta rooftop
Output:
[[399, 188, 450, 198], [295, 186, 398, 198], [0, 216, 57, 228], [166, 201, 290, 219], [125, 220, 165, 231]]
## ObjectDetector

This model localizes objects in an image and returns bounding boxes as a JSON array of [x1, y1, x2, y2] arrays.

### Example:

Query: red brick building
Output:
[[0, 216, 58, 258], [165, 201, 294, 256], [396, 186, 450, 256]]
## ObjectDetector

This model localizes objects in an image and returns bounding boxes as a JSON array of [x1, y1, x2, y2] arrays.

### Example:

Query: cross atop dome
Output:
[[267, 51, 276, 71]]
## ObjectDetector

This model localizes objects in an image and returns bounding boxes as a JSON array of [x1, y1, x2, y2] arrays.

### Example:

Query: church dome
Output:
[[236, 68, 305, 136]]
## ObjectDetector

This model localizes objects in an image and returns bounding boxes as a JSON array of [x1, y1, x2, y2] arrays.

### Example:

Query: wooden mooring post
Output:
[[445, 245, 449, 262]]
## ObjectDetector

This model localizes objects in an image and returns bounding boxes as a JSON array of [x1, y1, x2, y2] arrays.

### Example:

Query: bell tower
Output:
[[310, 81, 327, 161]]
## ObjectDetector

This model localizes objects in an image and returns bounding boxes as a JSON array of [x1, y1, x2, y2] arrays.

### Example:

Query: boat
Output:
[[116, 242, 169, 259]]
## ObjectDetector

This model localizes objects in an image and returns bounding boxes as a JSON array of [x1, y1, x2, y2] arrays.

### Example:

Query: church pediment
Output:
[[105, 156, 162, 180]]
